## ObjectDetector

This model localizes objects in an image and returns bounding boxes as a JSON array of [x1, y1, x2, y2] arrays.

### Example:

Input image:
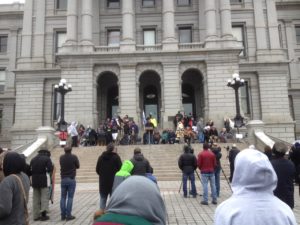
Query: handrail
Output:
[[266, 134, 293, 147], [21, 137, 48, 162], [13, 139, 37, 153]]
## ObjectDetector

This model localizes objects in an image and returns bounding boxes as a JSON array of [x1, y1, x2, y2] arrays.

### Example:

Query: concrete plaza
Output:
[[29, 180, 300, 225]]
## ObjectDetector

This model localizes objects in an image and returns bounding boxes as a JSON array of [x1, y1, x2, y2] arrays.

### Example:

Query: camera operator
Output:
[[228, 144, 240, 182], [178, 144, 197, 198], [211, 143, 222, 197]]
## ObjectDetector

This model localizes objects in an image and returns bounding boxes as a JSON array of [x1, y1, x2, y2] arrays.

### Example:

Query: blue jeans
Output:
[[201, 173, 217, 203], [182, 172, 197, 196], [214, 167, 221, 197], [100, 192, 108, 210], [198, 132, 204, 143], [60, 177, 76, 218]]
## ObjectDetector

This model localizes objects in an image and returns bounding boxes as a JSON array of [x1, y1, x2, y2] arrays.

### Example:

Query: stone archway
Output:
[[139, 70, 161, 125], [97, 72, 119, 123], [181, 69, 204, 119]]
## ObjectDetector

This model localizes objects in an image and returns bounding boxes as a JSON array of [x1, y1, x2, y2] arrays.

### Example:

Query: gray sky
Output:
[[0, 0, 25, 4]]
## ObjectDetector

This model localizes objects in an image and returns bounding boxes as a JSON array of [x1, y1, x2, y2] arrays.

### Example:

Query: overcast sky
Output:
[[0, 0, 25, 4]]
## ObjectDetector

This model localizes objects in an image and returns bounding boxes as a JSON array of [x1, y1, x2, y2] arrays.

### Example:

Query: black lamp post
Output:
[[54, 79, 72, 131], [227, 73, 245, 129]]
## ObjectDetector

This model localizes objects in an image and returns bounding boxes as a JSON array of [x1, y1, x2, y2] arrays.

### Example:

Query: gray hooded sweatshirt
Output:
[[214, 149, 296, 225], [106, 175, 166, 225]]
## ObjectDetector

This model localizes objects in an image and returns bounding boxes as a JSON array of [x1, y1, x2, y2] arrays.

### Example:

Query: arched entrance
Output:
[[181, 69, 204, 119], [97, 72, 119, 123], [139, 71, 161, 125]]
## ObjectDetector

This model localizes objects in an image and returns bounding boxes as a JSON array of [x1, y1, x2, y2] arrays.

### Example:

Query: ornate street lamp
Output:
[[54, 79, 72, 131], [227, 73, 245, 129]]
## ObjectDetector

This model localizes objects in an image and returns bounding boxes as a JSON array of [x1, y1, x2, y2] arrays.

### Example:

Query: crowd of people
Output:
[[65, 111, 235, 148], [0, 140, 300, 225]]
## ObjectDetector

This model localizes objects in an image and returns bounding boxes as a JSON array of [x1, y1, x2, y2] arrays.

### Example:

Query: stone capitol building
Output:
[[0, 0, 299, 147]]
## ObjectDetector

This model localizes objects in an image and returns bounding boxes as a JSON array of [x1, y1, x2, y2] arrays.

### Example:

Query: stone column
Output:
[[204, 0, 217, 40], [266, 0, 280, 49], [65, 0, 78, 45], [120, 0, 135, 52], [34, 0, 46, 58], [81, 0, 94, 50], [162, 0, 178, 50], [21, 0, 33, 58], [7, 29, 18, 92], [220, 0, 233, 39], [253, 0, 267, 50]]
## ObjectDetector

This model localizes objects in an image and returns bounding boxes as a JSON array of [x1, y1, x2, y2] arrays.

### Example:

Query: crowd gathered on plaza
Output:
[[0, 137, 300, 224], [66, 111, 235, 148]]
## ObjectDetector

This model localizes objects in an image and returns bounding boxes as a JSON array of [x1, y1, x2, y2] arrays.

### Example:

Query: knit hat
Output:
[[272, 142, 288, 156]]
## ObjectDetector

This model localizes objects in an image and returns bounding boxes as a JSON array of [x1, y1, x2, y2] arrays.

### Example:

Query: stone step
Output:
[[51, 143, 247, 183]]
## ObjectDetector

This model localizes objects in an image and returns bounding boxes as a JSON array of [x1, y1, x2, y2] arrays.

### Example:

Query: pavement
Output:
[[29, 180, 300, 225]]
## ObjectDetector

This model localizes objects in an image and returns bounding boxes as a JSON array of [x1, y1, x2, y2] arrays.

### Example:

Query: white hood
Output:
[[231, 148, 277, 195]]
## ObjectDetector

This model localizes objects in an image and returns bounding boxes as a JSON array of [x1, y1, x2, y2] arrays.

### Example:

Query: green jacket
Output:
[[94, 213, 153, 225], [115, 160, 134, 177]]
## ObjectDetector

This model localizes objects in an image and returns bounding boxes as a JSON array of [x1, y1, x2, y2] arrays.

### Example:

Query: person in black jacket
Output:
[[289, 142, 300, 184], [130, 147, 153, 176], [178, 144, 197, 197], [60, 146, 80, 221], [228, 144, 240, 182], [271, 142, 295, 209], [96, 143, 122, 211], [211, 143, 222, 197], [30, 149, 53, 221]]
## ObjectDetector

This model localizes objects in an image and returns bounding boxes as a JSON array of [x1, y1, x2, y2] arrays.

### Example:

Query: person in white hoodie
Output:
[[68, 122, 78, 147], [214, 148, 297, 225]]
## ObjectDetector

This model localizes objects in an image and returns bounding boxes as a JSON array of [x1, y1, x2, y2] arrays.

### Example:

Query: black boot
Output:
[[40, 211, 49, 221]]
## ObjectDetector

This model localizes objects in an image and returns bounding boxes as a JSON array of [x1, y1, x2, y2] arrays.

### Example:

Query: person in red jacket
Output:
[[197, 143, 217, 205]]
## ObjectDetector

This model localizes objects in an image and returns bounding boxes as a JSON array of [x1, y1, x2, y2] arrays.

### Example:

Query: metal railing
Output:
[[178, 42, 204, 50], [94, 46, 120, 52]]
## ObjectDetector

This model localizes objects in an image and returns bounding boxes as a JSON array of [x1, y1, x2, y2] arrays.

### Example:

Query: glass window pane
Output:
[[296, 26, 300, 44], [144, 30, 155, 45], [240, 81, 250, 115], [108, 30, 120, 46], [232, 26, 245, 56], [0, 71, 5, 92], [179, 27, 192, 43], [57, 0, 67, 10], [177, 0, 190, 6], [108, 0, 120, 8], [0, 36, 8, 53], [143, 0, 155, 7], [56, 32, 66, 53]]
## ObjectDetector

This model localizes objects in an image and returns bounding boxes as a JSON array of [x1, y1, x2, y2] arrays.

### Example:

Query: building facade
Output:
[[0, 0, 299, 147]]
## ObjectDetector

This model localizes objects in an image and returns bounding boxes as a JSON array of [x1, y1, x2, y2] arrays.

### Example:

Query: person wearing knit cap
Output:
[[271, 142, 295, 209]]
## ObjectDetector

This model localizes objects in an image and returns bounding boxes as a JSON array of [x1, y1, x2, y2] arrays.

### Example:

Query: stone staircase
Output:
[[50, 143, 248, 183]]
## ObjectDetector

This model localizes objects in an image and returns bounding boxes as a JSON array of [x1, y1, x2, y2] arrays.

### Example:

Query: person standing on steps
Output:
[[96, 143, 122, 211], [211, 143, 222, 198], [60, 146, 80, 221]]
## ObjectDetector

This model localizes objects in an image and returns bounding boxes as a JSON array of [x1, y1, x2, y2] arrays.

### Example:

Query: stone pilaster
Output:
[[220, 0, 233, 39], [7, 29, 18, 92], [80, 0, 94, 52], [162, 62, 181, 128], [120, 0, 136, 52], [253, 0, 267, 50], [20, 0, 33, 58], [119, 64, 137, 121], [266, 0, 280, 49], [162, 0, 178, 50], [204, 0, 219, 48]]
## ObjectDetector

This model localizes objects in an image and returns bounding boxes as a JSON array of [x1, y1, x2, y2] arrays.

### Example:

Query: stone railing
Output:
[[94, 46, 120, 53], [136, 44, 162, 52], [178, 42, 204, 50]]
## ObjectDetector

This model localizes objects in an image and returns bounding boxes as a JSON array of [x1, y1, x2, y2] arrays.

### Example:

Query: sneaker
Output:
[[33, 217, 40, 221], [212, 200, 218, 205], [201, 201, 208, 205], [66, 215, 76, 221], [61, 216, 66, 221]]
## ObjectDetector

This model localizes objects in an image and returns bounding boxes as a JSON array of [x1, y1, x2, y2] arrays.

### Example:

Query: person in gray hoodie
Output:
[[214, 148, 296, 225], [0, 152, 30, 225], [93, 176, 166, 225]]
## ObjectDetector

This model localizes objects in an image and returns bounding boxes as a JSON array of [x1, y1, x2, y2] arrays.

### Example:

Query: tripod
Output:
[[178, 170, 202, 196], [220, 166, 233, 193]]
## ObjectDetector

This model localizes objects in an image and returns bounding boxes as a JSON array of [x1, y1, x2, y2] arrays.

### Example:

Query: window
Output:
[[232, 25, 246, 56], [143, 29, 156, 45], [53, 88, 61, 121], [240, 80, 251, 115], [296, 26, 300, 44], [0, 36, 8, 53], [107, 0, 120, 8], [0, 71, 5, 92], [56, 0, 67, 10], [179, 27, 192, 43], [55, 31, 66, 53], [230, 0, 242, 3], [143, 0, 155, 7], [0, 109, 2, 134], [107, 30, 120, 46], [177, 0, 190, 6]]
